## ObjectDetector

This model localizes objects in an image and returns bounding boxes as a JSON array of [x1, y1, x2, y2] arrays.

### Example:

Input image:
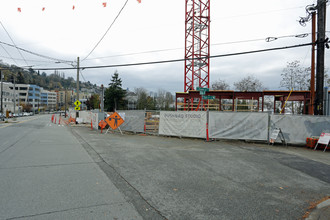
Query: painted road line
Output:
[[0, 117, 39, 129]]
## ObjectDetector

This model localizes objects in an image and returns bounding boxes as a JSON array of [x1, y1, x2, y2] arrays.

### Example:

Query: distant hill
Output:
[[0, 61, 97, 91]]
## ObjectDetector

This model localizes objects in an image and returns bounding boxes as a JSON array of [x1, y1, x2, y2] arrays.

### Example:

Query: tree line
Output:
[[98, 71, 174, 112], [0, 61, 96, 90], [212, 60, 329, 91]]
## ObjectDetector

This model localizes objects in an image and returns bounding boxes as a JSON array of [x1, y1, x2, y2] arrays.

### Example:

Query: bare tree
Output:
[[164, 92, 174, 110], [211, 79, 230, 90], [134, 87, 155, 110], [234, 75, 263, 91], [281, 61, 309, 90], [157, 89, 174, 110], [305, 67, 329, 90], [156, 89, 166, 109]]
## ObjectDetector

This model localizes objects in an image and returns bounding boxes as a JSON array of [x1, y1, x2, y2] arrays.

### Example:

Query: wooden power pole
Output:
[[76, 57, 80, 118]]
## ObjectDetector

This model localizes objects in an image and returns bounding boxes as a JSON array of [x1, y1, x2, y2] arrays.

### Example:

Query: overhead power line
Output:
[[29, 42, 314, 71], [0, 44, 19, 66], [84, 32, 311, 61], [82, 0, 129, 61], [0, 40, 72, 64], [0, 21, 29, 66]]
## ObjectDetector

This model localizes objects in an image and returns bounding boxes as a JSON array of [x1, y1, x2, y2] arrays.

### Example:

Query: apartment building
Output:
[[0, 82, 20, 113], [41, 88, 57, 110]]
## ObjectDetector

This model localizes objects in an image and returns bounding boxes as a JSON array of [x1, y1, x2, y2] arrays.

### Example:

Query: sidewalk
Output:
[[306, 197, 330, 220]]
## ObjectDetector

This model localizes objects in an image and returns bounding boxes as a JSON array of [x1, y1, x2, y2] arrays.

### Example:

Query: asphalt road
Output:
[[0, 115, 142, 220], [72, 124, 330, 220], [1, 115, 329, 220]]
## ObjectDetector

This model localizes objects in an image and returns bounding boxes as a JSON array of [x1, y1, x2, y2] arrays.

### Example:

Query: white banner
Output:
[[159, 111, 207, 138], [209, 112, 269, 141], [91, 112, 98, 130], [271, 115, 330, 144]]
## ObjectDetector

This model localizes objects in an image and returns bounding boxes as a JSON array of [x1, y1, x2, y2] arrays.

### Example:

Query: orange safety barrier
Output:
[[306, 137, 318, 148]]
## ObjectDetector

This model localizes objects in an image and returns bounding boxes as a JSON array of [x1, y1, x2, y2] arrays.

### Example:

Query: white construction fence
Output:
[[69, 109, 330, 145]]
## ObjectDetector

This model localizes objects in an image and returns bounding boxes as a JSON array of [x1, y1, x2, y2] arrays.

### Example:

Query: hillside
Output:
[[0, 61, 97, 91]]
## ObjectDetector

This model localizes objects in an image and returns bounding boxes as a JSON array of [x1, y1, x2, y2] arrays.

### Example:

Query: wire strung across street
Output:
[[81, 0, 129, 62], [29, 42, 314, 71]]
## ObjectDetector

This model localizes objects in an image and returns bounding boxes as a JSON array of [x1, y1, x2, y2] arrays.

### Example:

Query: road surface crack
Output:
[[70, 127, 167, 220]]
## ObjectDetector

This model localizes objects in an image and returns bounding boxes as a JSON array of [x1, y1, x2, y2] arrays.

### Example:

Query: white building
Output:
[[0, 82, 20, 113], [41, 88, 57, 110]]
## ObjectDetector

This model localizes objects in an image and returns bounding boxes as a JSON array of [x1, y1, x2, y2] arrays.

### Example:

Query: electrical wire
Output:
[[83, 33, 311, 61], [0, 21, 29, 66], [0, 44, 19, 66], [0, 55, 57, 64], [213, 5, 306, 21], [0, 40, 72, 64], [28, 42, 314, 71], [80, 69, 87, 82], [82, 0, 129, 61], [84, 47, 183, 61]]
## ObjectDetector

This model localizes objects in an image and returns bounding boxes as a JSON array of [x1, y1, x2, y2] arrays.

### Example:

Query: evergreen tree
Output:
[[17, 72, 25, 84], [104, 71, 126, 111]]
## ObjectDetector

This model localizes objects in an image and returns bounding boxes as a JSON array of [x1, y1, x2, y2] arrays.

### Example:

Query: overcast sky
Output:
[[0, 0, 329, 93]]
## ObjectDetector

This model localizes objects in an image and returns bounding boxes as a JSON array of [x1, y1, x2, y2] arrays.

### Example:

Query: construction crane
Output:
[[184, 0, 210, 109]]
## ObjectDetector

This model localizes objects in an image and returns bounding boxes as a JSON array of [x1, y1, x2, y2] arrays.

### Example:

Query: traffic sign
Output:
[[98, 120, 108, 133], [197, 87, 209, 96], [75, 106, 81, 111], [196, 87, 209, 92], [98, 120, 107, 129], [202, 95, 215, 100], [74, 100, 81, 106], [105, 112, 125, 130]]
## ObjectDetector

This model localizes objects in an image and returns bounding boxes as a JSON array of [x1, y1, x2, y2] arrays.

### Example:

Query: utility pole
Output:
[[0, 69, 3, 120], [315, 0, 327, 115], [310, 12, 316, 115], [76, 57, 80, 118], [101, 84, 104, 112], [65, 87, 67, 118], [13, 73, 16, 115]]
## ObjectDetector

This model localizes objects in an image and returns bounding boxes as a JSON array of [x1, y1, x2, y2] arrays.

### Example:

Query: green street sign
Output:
[[202, 95, 215, 100], [197, 87, 209, 95], [196, 87, 209, 92]]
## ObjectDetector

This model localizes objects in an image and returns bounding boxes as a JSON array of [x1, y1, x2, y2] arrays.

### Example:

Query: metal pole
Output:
[[65, 87, 67, 118], [76, 57, 80, 118], [101, 84, 104, 112], [315, 0, 326, 115], [310, 12, 316, 115], [13, 74, 16, 115], [0, 70, 3, 120]]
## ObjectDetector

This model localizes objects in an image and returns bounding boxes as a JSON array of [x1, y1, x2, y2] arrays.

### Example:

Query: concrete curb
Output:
[[306, 199, 330, 220]]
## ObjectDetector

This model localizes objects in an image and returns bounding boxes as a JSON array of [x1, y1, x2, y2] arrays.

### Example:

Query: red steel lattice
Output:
[[184, 0, 210, 92]]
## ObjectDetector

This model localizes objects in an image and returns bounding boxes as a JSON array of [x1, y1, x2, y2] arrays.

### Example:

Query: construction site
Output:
[[55, 0, 330, 147]]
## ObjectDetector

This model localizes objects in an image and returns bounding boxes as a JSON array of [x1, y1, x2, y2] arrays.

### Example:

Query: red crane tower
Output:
[[184, 0, 210, 109], [184, 0, 210, 91]]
